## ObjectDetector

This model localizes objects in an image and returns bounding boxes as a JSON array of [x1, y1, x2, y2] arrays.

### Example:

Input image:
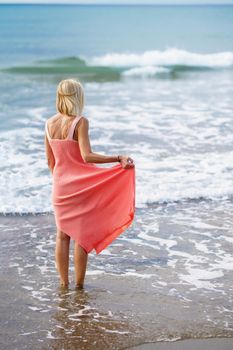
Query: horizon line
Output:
[[0, 2, 233, 5]]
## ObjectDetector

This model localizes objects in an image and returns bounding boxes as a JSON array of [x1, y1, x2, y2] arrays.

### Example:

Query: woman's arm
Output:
[[44, 133, 55, 173], [77, 117, 134, 169]]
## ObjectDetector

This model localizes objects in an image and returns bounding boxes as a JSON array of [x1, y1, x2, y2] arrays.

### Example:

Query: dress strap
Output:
[[45, 120, 51, 141], [67, 115, 83, 140]]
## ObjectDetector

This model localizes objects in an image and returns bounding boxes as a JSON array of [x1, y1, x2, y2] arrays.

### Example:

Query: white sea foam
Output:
[[1, 63, 233, 214], [122, 66, 170, 77], [89, 48, 233, 70], [123, 272, 154, 278], [179, 267, 224, 291], [68, 305, 92, 318], [138, 231, 177, 250]]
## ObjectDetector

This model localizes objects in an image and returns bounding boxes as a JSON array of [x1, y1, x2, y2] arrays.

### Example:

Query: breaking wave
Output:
[[1, 49, 233, 80]]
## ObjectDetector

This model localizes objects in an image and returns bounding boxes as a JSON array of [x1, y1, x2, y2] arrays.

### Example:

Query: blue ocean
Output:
[[1, 4, 233, 349]]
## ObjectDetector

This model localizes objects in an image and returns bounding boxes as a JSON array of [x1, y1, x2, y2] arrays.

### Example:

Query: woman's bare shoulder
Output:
[[80, 116, 89, 126], [74, 116, 89, 140], [80, 116, 88, 122], [46, 113, 60, 125]]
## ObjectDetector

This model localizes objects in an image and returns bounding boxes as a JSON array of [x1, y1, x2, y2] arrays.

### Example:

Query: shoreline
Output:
[[1, 208, 233, 349], [129, 337, 233, 350]]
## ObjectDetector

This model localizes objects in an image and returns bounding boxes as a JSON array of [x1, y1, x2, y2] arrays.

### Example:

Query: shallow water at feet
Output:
[[1, 201, 233, 348]]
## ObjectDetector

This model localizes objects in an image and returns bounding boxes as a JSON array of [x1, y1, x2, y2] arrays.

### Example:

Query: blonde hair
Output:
[[56, 78, 84, 117]]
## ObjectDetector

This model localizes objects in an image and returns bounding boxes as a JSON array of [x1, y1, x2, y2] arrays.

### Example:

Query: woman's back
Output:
[[46, 113, 80, 141], [45, 114, 93, 177]]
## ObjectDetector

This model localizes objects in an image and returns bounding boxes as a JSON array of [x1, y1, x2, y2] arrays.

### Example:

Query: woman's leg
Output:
[[74, 241, 88, 288], [55, 229, 70, 287]]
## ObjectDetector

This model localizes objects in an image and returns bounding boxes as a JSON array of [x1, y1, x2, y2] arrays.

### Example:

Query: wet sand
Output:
[[130, 337, 233, 349], [1, 205, 233, 349]]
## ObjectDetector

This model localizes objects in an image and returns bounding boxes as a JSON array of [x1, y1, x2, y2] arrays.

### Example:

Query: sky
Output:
[[1, 0, 233, 4]]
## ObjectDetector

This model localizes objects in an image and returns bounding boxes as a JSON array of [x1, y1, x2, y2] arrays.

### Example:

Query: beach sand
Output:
[[129, 338, 233, 349], [1, 209, 233, 349]]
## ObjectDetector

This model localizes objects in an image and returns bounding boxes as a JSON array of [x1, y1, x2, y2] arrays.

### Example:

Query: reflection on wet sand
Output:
[[1, 203, 233, 349], [47, 286, 135, 349]]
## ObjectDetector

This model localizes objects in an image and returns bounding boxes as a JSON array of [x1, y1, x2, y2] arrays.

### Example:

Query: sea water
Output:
[[0, 4, 233, 348], [0, 4, 233, 212]]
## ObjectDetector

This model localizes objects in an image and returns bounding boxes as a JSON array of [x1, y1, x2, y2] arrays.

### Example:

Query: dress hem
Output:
[[56, 207, 135, 255], [55, 225, 90, 254], [94, 208, 135, 255]]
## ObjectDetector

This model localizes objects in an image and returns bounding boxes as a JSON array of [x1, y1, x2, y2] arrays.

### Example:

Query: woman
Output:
[[44, 78, 135, 289]]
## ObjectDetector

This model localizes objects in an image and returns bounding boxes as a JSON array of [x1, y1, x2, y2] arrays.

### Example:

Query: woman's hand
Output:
[[119, 155, 135, 169]]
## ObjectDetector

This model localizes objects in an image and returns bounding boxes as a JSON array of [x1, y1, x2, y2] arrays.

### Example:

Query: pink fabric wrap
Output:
[[45, 115, 135, 254]]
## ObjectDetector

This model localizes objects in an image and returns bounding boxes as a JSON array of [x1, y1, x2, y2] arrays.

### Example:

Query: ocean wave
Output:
[[122, 66, 170, 77], [90, 48, 233, 69], [1, 55, 233, 215], [138, 191, 233, 209], [1, 192, 233, 216], [1, 49, 233, 80], [0, 56, 122, 81]]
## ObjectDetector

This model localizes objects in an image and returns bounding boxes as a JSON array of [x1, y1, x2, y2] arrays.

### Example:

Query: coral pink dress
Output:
[[45, 115, 135, 254]]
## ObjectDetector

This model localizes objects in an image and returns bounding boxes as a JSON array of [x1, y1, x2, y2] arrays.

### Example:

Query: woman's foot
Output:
[[60, 280, 69, 288], [75, 283, 84, 289]]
